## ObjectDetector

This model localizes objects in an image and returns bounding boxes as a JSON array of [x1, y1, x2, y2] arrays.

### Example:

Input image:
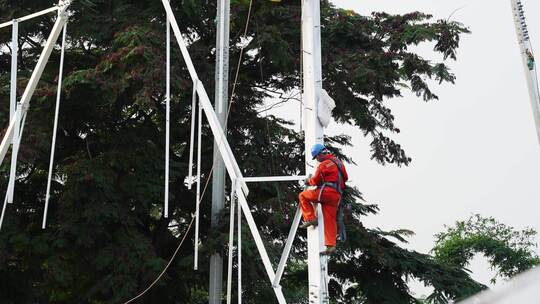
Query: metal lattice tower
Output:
[[0, 1, 331, 302], [511, 0, 540, 145]]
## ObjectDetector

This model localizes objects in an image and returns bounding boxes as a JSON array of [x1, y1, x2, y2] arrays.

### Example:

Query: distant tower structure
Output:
[[511, 0, 540, 145]]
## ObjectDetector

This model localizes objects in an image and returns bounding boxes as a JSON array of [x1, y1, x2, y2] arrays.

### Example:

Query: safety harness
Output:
[[316, 158, 347, 242]]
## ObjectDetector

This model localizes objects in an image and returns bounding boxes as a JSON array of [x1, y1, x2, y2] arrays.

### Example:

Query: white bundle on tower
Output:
[[318, 89, 336, 128]]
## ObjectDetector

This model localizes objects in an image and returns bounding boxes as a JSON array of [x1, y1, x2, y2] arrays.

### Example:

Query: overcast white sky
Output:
[[327, 0, 540, 295]]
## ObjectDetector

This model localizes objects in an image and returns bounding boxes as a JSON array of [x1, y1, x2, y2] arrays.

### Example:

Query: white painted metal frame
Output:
[[0, 1, 327, 301], [273, 207, 302, 287], [0, 1, 71, 229], [161, 1, 285, 302], [161, 0, 249, 196], [0, 1, 70, 166], [5, 104, 21, 206], [511, 0, 540, 145], [6, 110, 20, 205], [187, 80, 198, 189], [0, 6, 59, 29]]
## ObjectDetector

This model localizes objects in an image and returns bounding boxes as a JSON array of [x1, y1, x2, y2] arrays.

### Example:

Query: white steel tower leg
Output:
[[302, 0, 328, 303]]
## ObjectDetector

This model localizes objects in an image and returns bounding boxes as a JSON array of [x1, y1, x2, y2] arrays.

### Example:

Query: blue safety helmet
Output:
[[311, 143, 327, 160]]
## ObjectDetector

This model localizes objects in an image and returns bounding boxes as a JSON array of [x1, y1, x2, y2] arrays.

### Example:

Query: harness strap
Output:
[[317, 184, 326, 202], [328, 159, 344, 194], [316, 159, 344, 201], [328, 158, 348, 242]]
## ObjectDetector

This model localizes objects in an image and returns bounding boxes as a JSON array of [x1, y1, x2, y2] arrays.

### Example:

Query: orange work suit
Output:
[[299, 154, 348, 247]]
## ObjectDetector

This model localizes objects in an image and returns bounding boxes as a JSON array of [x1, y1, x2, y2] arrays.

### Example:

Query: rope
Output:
[[226, 0, 253, 125], [122, 0, 254, 302]]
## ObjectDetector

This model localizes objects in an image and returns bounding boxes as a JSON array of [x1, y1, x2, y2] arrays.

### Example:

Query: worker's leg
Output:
[[320, 191, 341, 247], [298, 189, 320, 222]]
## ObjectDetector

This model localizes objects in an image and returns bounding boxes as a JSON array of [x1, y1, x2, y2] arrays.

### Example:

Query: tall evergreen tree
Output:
[[0, 1, 482, 303]]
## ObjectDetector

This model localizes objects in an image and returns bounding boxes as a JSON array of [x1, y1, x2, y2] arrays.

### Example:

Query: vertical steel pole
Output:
[[210, 0, 230, 302], [6, 103, 20, 205], [226, 179, 236, 304], [195, 100, 202, 270], [10, 20, 18, 126], [302, 0, 328, 303], [237, 183, 242, 304], [188, 80, 198, 189], [6, 20, 19, 205], [164, 0, 171, 218]]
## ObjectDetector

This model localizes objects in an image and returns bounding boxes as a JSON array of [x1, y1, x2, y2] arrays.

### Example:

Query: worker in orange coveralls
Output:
[[299, 144, 348, 255]]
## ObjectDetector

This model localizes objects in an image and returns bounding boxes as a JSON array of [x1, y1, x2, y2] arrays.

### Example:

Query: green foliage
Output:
[[433, 214, 540, 284], [0, 0, 478, 303]]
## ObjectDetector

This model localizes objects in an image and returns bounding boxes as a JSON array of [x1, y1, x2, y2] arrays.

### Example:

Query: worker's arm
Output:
[[342, 163, 349, 183], [308, 164, 323, 186]]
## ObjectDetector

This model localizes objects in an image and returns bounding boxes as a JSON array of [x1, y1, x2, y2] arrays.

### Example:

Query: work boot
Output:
[[300, 220, 318, 229], [321, 246, 336, 255]]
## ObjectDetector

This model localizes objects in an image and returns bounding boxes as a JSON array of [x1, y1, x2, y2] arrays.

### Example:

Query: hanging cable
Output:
[[225, 0, 254, 126], [43, 22, 67, 229]]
